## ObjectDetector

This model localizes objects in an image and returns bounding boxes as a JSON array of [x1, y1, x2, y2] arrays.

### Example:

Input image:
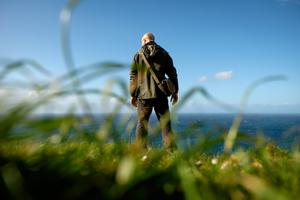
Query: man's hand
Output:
[[171, 93, 178, 105], [130, 96, 137, 107]]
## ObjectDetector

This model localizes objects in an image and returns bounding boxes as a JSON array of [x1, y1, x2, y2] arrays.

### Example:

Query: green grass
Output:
[[0, 138, 299, 200]]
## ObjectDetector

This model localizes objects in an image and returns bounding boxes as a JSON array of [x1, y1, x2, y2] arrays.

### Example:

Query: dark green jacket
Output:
[[130, 41, 179, 99]]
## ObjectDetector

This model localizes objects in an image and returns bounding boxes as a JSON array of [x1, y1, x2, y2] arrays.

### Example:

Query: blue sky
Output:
[[0, 0, 300, 113]]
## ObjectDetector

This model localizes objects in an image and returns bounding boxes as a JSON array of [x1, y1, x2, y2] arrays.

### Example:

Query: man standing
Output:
[[130, 32, 179, 150]]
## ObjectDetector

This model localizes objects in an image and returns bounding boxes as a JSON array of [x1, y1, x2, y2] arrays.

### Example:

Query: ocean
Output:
[[171, 114, 300, 151], [22, 113, 300, 152], [93, 113, 300, 151]]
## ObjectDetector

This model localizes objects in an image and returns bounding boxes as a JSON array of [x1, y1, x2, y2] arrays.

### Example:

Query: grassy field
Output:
[[0, 133, 299, 200]]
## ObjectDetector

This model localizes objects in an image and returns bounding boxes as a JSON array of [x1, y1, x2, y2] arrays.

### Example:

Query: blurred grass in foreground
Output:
[[0, 0, 299, 199], [0, 139, 299, 199]]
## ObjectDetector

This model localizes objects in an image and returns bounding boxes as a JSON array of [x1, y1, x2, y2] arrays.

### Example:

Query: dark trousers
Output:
[[136, 97, 175, 149]]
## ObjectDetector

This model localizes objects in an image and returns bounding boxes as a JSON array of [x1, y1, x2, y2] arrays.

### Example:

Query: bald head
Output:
[[141, 32, 155, 46]]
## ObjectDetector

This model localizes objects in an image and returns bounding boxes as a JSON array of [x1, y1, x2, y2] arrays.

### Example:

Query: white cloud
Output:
[[277, 0, 300, 5], [198, 75, 208, 83], [0, 86, 133, 114], [214, 70, 233, 80]]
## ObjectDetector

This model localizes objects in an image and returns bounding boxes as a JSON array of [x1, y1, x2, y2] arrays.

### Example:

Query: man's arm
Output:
[[165, 53, 179, 93], [130, 54, 139, 97], [129, 54, 139, 107], [165, 53, 179, 105]]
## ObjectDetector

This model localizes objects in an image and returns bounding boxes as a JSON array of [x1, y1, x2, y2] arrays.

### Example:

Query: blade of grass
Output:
[[224, 75, 287, 153]]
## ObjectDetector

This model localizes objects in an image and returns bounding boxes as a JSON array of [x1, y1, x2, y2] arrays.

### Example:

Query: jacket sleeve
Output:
[[129, 53, 139, 97], [165, 53, 179, 93]]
